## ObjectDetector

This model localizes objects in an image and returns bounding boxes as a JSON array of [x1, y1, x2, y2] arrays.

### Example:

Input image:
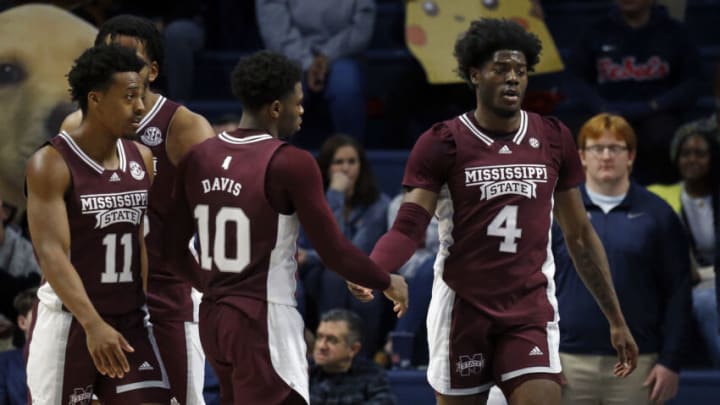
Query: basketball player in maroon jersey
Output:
[[61, 15, 215, 405], [165, 51, 408, 405], [350, 19, 640, 405], [25, 45, 169, 404]]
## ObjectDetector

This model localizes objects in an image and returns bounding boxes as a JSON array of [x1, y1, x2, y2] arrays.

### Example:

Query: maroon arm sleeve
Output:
[[370, 202, 432, 272], [267, 146, 391, 290]]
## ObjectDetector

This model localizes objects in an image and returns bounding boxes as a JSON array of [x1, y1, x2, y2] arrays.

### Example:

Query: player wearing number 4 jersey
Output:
[[349, 19, 639, 405], [25, 45, 169, 404], [165, 51, 408, 405]]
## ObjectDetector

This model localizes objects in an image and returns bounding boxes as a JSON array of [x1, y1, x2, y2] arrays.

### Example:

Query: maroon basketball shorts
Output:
[[426, 276, 562, 397], [199, 297, 309, 404], [149, 288, 205, 405], [27, 303, 170, 404]]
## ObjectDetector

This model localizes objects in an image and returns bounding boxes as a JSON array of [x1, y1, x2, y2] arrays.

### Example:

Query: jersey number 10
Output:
[[194, 205, 251, 273]]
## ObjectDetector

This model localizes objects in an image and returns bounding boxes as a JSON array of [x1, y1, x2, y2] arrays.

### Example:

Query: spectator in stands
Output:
[[0, 287, 37, 405], [310, 309, 396, 405], [0, 191, 40, 329], [256, 0, 375, 145], [298, 134, 390, 357], [648, 126, 720, 367], [566, 0, 704, 184], [553, 113, 692, 404], [113, 0, 205, 101]]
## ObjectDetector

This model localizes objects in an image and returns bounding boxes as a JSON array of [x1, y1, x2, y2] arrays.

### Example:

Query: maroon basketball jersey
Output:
[[175, 130, 299, 309], [404, 111, 584, 322], [46, 132, 151, 315], [135, 96, 193, 320]]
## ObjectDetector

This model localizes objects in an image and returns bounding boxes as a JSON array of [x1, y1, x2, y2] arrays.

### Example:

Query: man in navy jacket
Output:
[[553, 113, 692, 405]]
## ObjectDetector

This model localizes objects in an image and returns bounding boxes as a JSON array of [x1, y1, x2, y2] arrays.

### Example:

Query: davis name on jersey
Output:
[[80, 189, 148, 228], [201, 177, 242, 196], [465, 164, 549, 200]]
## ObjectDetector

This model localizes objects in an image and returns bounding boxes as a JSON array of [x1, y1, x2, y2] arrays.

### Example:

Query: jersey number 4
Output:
[[487, 205, 522, 253], [194, 205, 250, 273]]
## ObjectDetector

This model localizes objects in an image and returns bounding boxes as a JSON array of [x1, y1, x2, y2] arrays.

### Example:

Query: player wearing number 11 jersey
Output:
[[25, 45, 170, 404], [353, 19, 640, 405], [166, 51, 408, 405]]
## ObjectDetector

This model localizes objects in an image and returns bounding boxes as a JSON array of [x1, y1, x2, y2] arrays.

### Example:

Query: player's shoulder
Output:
[[528, 112, 574, 142], [27, 140, 65, 172], [271, 143, 316, 170], [183, 133, 221, 159], [169, 104, 214, 135], [60, 109, 83, 133], [26, 142, 70, 192], [415, 117, 459, 149]]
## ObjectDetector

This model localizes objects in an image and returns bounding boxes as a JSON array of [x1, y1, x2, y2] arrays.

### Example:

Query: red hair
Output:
[[577, 113, 637, 152]]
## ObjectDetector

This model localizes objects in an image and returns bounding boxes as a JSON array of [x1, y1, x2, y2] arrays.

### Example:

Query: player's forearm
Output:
[[39, 251, 103, 328], [566, 228, 626, 327], [370, 202, 431, 273]]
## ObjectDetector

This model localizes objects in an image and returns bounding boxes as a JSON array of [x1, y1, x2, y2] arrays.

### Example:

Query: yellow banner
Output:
[[406, 0, 564, 84]]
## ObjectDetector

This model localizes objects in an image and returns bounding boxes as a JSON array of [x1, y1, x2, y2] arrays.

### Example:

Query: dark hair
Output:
[[230, 51, 302, 111], [320, 308, 363, 346], [68, 44, 146, 115], [454, 18, 542, 86], [673, 128, 720, 186], [316, 134, 380, 208], [13, 287, 38, 317], [96, 14, 165, 68]]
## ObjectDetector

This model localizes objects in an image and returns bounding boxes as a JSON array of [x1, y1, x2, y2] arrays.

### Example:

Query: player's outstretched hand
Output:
[[610, 323, 638, 378], [383, 274, 408, 318], [347, 281, 374, 302], [85, 319, 134, 378]]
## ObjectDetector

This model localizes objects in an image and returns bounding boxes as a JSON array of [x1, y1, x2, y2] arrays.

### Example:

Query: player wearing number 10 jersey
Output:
[[166, 51, 408, 405], [358, 19, 639, 405], [25, 45, 169, 404]]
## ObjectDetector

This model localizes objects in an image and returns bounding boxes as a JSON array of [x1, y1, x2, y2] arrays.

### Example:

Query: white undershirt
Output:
[[586, 188, 626, 214]]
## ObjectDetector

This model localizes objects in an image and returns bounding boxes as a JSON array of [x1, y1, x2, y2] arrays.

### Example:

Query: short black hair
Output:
[[454, 18, 542, 86], [68, 44, 146, 114], [320, 308, 363, 346], [96, 14, 165, 68], [230, 51, 302, 111], [13, 287, 37, 317]]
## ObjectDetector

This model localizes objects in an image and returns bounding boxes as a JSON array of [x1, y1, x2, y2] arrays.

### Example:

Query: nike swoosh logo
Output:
[[627, 212, 645, 219]]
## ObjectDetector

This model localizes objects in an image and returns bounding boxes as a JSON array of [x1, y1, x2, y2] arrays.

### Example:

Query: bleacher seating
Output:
[[191, 0, 720, 143]]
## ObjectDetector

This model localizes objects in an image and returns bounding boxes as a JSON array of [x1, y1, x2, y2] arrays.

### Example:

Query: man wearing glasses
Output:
[[551, 113, 693, 405]]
